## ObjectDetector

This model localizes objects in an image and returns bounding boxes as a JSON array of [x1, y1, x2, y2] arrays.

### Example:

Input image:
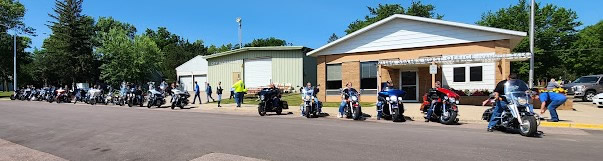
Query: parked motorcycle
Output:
[[55, 88, 70, 103], [46, 87, 57, 103], [170, 87, 189, 109], [127, 87, 145, 107], [73, 88, 88, 104], [88, 88, 103, 105], [10, 89, 20, 100], [482, 79, 539, 137], [378, 86, 406, 122], [342, 88, 363, 120], [301, 87, 320, 118], [146, 82, 166, 108], [422, 88, 459, 125], [257, 88, 288, 116]]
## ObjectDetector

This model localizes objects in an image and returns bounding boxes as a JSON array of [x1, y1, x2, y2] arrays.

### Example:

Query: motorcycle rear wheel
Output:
[[519, 115, 538, 137]]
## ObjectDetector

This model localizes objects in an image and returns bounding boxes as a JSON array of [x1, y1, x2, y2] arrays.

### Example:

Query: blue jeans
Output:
[[339, 100, 347, 115], [426, 102, 436, 119], [548, 100, 565, 121], [193, 92, 201, 104], [488, 100, 507, 129], [236, 92, 244, 107]]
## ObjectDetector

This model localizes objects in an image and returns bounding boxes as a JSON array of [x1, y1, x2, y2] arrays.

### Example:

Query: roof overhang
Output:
[[203, 46, 310, 59], [307, 14, 527, 57], [379, 52, 531, 66]]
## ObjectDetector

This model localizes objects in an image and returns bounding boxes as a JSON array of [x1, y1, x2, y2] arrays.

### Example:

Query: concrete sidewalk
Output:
[[188, 101, 603, 130]]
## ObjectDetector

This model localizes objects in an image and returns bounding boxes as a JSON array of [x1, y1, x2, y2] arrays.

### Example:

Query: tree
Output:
[[244, 37, 287, 47], [327, 33, 339, 43], [345, 1, 443, 34], [476, 0, 582, 81], [0, 0, 35, 90], [98, 28, 161, 86], [0, 0, 35, 34], [94, 16, 137, 47], [43, 0, 97, 85], [566, 21, 603, 78]]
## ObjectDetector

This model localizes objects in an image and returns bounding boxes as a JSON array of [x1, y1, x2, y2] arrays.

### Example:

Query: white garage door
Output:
[[193, 75, 207, 92], [179, 76, 193, 91], [244, 58, 272, 88]]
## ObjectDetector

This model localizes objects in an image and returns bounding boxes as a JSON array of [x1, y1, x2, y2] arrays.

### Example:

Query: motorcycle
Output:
[[257, 88, 288, 116], [301, 87, 320, 118], [54, 88, 70, 103], [170, 87, 189, 109], [88, 88, 103, 105], [73, 88, 88, 104], [46, 87, 57, 103], [127, 87, 145, 107], [146, 82, 166, 108], [377, 86, 406, 122], [342, 88, 363, 120], [20, 88, 32, 101], [482, 79, 539, 137], [10, 89, 21, 100], [422, 88, 459, 125]]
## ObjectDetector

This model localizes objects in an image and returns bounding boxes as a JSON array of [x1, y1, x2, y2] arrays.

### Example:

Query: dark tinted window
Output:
[[453, 67, 465, 82], [326, 64, 342, 90], [470, 66, 483, 81], [360, 62, 378, 89]]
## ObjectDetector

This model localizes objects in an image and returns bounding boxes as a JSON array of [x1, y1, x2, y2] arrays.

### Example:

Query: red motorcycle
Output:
[[422, 88, 460, 125]]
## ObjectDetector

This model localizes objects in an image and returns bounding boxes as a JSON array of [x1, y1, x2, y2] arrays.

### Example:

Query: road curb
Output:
[[540, 122, 603, 130]]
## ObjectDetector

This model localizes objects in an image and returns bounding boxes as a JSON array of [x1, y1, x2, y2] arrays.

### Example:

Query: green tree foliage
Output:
[[0, 0, 35, 34], [207, 43, 234, 54], [244, 37, 288, 47], [0, 0, 35, 90], [43, 0, 97, 85], [476, 0, 582, 80], [144, 27, 208, 81], [98, 28, 161, 86], [327, 33, 339, 43], [566, 21, 603, 78], [345, 1, 443, 34], [94, 16, 137, 46]]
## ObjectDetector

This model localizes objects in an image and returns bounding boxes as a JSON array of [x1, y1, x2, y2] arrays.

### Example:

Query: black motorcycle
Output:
[[127, 88, 145, 107], [73, 89, 87, 104], [10, 89, 20, 100], [343, 88, 362, 120], [258, 88, 288, 116]]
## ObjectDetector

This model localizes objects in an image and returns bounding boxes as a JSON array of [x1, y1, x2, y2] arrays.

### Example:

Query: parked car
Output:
[[593, 93, 603, 108], [564, 75, 603, 102]]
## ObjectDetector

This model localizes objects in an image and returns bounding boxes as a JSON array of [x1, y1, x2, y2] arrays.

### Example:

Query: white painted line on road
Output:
[[191, 153, 267, 161], [0, 138, 67, 161]]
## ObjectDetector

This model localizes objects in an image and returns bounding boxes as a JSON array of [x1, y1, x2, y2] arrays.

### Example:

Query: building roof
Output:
[[307, 14, 527, 56], [203, 46, 310, 59], [175, 55, 208, 75]]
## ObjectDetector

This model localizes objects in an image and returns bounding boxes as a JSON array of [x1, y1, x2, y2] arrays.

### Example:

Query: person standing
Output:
[[192, 81, 202, 104], [217, 82, 223, 107], [232, 79, 247, 107], [535, 90, 567, 122], [206, 82, 215, 103]]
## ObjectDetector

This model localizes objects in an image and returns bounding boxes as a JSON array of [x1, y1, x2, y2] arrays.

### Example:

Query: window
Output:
[[326, 64, 342, 90], [453, 67, 465, 82], [360, 62, 378, 90], [470, 66, 483, 81]]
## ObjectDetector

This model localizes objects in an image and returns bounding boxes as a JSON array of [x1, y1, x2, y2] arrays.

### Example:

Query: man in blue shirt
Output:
[[206, 82, 215, 103], [192, 81, 202, 104], [535, 91, 567, 122]]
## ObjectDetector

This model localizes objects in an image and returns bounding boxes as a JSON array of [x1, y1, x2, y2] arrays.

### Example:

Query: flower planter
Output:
[[458, 96, 489, 106]]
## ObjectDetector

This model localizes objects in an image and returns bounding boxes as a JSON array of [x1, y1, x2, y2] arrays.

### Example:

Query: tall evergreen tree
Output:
[[43, 0, 97, 85]]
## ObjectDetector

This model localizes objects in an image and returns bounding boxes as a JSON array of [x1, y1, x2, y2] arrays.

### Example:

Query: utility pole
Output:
[[236, 17, 242, 49], [13, 30, 17, 91], [529, 0, 535, 88]]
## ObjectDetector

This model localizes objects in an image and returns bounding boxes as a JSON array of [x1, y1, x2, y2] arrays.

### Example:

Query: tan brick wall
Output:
[[494, 40, 511, 83], [342, 61, 360, 90], [379, 66, 400, 88], [316, 56, 326, 102]]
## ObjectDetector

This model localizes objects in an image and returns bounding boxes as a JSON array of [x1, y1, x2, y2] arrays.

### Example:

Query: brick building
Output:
[[308, 14, 529, 103]]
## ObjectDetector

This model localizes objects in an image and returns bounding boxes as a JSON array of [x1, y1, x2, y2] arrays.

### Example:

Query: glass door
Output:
[[400, 71, 418, 102]]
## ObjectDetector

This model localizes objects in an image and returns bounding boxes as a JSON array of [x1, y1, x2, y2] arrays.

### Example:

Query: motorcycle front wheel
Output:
[[519, 115, 538, 137], [353, 106, 362, 120], [258, 104, 266, 116], [392, 108, 404, 122], [440, 110, 458, 125]]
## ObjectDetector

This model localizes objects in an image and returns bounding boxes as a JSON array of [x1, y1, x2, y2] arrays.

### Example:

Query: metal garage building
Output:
[[204, 46, 316, 91], [176, 55, 208, 91]]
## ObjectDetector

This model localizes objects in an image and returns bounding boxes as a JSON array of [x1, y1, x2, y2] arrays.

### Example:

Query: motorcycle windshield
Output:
[[504, 80, 530, 105]]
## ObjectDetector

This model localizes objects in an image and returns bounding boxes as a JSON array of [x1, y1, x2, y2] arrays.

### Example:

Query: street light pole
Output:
[[529, 0, 535, 88], [13, 31, 17, 91]]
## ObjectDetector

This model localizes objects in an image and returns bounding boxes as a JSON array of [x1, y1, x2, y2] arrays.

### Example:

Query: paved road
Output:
[[1, 101, 602, 161]]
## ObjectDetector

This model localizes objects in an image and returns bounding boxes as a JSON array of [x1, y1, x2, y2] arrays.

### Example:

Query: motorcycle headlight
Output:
[[305, 95, 311, 100], [389, 96, 397, 102], [449, 97, 456, 103], [385, 97, 390, 101], [444, 96, 449, 100], [351, 96, 358, 102], [398, 97, 403, 102], [260, 95, 265, 100], [518, 97, 528, 105]]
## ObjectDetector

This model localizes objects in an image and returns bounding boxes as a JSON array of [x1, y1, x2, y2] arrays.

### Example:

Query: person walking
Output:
[[192, 81, 202, 104], [229, 87, 235, 99], [205, 82, 215, 103], [217, 82, 223, 107], [232, 79, 247, 107]]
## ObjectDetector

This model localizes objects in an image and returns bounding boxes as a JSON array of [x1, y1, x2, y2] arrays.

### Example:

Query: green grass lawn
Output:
[[0, 91, 13, 97], [209, 93, 375, 108]]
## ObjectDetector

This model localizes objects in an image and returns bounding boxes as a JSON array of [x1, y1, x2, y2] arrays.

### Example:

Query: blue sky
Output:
[[21, 0, 602, 51]]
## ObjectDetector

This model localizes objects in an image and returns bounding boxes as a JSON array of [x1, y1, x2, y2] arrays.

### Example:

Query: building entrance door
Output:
[[400, 71, 418, 102]]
